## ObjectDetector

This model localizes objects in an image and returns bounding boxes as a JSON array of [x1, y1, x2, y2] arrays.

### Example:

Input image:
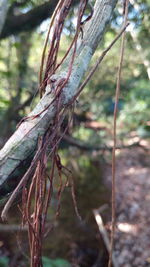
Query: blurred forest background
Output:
[[0, 0, 149, 266]]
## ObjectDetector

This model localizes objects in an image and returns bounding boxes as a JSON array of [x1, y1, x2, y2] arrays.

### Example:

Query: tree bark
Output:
[[0, 0, 117, 196], [0, 0, 8, 35]]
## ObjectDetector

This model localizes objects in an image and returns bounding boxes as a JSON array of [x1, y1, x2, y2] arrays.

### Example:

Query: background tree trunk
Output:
[[0, 0, 8, 34], [0, 31, 32, 141]]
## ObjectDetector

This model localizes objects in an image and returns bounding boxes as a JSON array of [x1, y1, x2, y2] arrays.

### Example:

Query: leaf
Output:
[[137, 126, 150, 138]]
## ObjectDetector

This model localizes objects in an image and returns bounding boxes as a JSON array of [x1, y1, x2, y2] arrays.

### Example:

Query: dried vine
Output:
[[108, 1, 129, 267], [1, 1, 130, 266], [21, 1, 89, 266]]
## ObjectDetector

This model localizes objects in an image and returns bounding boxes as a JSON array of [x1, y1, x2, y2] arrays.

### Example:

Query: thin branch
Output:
[[93, 209, 119, 267], [108, 1, 129, 267], [0, 224, 27, 232], [63, 135, 145, 151], [39, 0, 64, 87]]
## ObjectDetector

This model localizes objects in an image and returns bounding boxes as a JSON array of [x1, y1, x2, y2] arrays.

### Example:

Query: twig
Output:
[[93, 209, 118, 267], [108, 1, 129, 267], [0, 224, 27, 232], [39, 0, 64, 88]]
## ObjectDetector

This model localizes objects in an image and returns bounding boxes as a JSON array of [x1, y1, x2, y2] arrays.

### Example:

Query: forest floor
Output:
[[105, 143, 150, 267], [0, 141, 149, 266]]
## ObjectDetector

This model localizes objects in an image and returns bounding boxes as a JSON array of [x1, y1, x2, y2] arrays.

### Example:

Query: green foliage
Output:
[[118, 79, 150, 132], [137, 125, 150, 138], [42, 257, 71, 267], [0, 257, 9, 267]]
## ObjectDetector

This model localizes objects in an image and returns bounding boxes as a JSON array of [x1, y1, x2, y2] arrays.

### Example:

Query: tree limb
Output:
[[63, 135, 146, 152], [0, 0, 117, 197], [0, 0, 78, 39]]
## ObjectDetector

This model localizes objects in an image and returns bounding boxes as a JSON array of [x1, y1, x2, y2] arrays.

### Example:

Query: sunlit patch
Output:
[[117, 223, 137, 234], [95, 213, 103, 225], [128, 136, 140, 144], [125, 167, 148, 176], [0, 241, 3, 247], [145, 195, 150, 200], [140, 139, 149, 147], [146, 257, 150, 263], [127, 167, 136, 174]]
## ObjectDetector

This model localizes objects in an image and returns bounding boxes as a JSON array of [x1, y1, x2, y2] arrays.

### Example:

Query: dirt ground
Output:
[[105, 145, 150, 267], [0, 144, 149, 266]]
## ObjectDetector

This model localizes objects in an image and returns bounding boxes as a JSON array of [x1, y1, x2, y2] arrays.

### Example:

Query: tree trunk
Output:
[[0, 0, 8, 34], [0, 31, 32, 141], [0, 0, 117, 196]]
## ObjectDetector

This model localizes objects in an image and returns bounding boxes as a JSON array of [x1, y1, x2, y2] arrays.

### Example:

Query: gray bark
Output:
[[0, 0, 8, 34], [0, 0, 117, 194]]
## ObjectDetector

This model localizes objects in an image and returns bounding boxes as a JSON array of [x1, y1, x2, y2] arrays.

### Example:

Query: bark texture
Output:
[[0, 0, 117, 196], [0, 0, 8, 34]]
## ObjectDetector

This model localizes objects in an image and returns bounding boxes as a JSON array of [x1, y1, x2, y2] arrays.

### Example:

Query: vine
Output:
[[108, 1, 129, 266], [1, 1, 129, 266]]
